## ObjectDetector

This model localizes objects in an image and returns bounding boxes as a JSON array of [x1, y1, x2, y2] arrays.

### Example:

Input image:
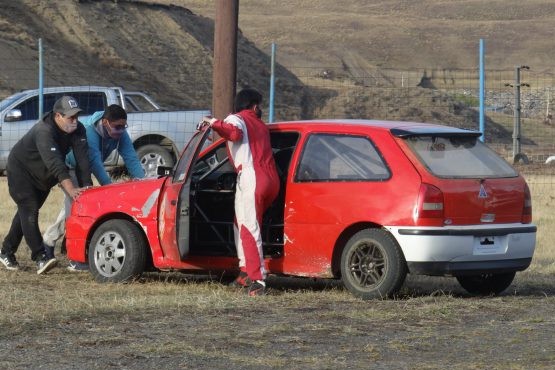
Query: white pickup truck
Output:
[[0, 86, 210, 177]]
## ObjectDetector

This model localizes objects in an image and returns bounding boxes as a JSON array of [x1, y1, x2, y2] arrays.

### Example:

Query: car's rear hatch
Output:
[[392, 126, 530, 226]]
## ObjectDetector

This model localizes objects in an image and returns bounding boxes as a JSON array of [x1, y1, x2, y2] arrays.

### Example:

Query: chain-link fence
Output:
[[1, 47, 554, 190], [273, 66, 555, 192]]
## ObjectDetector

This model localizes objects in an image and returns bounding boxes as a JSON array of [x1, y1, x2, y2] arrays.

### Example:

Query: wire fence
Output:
[[1, 51, 554, 192], [275, 66, 555, 192]]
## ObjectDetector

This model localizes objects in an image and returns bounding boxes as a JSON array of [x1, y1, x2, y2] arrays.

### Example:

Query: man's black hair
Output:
[[233, 88, 262, 113], [103, 104, 127, 121]]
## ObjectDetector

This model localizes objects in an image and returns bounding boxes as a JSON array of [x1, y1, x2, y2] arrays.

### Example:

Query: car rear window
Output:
[[403, 135, 517, 178], [296, 134, 390, 182]]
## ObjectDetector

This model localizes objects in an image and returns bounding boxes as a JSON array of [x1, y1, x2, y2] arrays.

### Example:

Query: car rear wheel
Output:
[[456, 272, 516, 296], [89, 219, 147, 283], [340, 229, 407, 299], [137, 144, 174, 178]]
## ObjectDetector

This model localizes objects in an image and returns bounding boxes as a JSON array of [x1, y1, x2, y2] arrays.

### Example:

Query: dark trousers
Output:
[[1, 170, 50, 261]]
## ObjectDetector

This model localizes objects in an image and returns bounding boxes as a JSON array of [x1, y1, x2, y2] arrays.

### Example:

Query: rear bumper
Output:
[[408, 258, 532, 276], [396, 225, 537, 237], [385, 223, 536, 275]]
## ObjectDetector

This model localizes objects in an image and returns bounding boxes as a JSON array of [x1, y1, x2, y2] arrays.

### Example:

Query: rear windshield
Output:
[[403, 135, 517, 178]]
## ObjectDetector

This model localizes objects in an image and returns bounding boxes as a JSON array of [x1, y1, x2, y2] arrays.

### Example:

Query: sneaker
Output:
[[67, 260, 89, 272], [44, 244, 55, 260], [247, 281, 266, 296], [0, 252, 20, 271], [229, 270, 252, 288], [36, 256, 57, 275]]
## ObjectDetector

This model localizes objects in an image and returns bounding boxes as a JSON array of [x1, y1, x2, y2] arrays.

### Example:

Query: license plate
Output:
[[473, 236, 505, 255]]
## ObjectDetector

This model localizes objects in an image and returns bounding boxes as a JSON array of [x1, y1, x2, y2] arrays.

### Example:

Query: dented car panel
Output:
[[66, 120, 537, 299]]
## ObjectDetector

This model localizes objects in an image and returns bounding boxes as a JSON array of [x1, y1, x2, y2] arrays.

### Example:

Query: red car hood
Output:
[[72, 177, 167, 220]]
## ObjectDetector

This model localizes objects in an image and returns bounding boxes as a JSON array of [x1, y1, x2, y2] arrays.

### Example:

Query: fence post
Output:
[[511, 65, 530, 164], [268, 42, 276, 123], [38, 38, 44, 117], [479, 39, 485, 142], [546, 88, 551, 121]]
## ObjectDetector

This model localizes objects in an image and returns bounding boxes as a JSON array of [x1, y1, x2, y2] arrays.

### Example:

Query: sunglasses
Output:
[[110, 123, 128, 131]]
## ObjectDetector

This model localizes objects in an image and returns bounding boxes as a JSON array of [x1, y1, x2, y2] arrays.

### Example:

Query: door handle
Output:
[[170, 200, 177, 206]]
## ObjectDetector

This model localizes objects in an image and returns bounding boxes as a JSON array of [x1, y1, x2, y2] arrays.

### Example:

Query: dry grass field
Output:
[[1, 177, 554, 369]]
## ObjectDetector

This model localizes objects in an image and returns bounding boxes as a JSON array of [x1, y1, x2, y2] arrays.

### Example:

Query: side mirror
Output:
[[5, 109, 22, 122], [157, 166, 173, 177]]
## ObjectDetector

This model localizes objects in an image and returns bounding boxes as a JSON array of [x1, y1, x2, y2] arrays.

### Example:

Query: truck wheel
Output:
[[89, 219, 147, 283], [456, 272, 515, 296], [340, 229, 407, 299], [137, 144, 174, 177]]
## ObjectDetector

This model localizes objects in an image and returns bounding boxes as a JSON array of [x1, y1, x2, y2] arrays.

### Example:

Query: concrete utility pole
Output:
[[212, 0, 239, 121]]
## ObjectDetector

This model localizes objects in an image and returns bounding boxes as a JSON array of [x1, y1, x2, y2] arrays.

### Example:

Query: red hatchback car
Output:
[[66, 120, 536, 299]]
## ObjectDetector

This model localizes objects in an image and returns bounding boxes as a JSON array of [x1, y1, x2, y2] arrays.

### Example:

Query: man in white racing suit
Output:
[[201, 88, 279, 296]]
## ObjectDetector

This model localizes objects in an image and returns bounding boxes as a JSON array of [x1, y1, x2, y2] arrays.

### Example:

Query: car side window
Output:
[[295, 134, 390, 182], [13, 95, 38, 121], [172, 130, 211, 183], [12, 93, 59, 121], [71, 92, 107, 115], [43, 94, 60, 114], [11, 92, 106, 121]]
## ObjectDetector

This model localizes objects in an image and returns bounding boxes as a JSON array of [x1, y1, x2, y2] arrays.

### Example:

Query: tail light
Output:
[[414, 183, 444, 226], [522, 183, 532, 223]]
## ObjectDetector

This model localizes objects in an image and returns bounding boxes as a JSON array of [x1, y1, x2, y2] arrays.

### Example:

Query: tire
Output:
[[456, 272, 516, 296], [88, 219, 147, 283], [136, 144, 174, 178], [340, 229, 407, 299]]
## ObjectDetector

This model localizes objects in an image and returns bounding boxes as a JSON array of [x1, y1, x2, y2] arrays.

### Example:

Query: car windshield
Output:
[[0, 92, 27, 111], [403, 135, 517, 178]]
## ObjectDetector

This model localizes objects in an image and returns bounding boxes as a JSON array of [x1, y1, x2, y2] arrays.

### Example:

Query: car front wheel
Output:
[[340, 229, 407, 299], [89, 219, 147, 283], [456, 272, 516, 296]]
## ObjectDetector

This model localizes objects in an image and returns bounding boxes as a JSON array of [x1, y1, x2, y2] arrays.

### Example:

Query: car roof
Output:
[[269, 119, 481, 136], [15, 86, 121, 94]]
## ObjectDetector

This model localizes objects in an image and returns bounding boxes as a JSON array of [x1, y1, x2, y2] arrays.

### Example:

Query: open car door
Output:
[[158, 128, 212, 261]]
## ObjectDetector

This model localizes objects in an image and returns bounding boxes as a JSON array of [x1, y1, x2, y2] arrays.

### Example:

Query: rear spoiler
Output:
[[391, 128, 482, 138]]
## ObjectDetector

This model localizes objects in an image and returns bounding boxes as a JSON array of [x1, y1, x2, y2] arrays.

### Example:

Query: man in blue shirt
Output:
[[43, 104, 144, 271]]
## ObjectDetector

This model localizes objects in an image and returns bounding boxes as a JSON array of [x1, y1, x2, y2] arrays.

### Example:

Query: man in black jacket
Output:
[[0, 96, 92, 274]]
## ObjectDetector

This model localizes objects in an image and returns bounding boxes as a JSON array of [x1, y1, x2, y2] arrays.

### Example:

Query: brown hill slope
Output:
[[182, 0, 555, 71], [0, 0, 541, 143], [0, 0, 303, 112]]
